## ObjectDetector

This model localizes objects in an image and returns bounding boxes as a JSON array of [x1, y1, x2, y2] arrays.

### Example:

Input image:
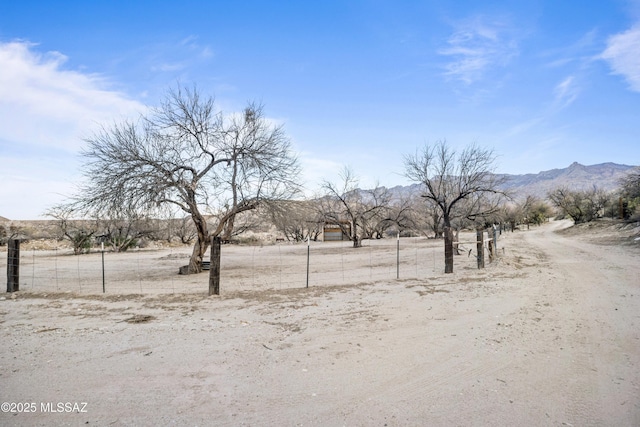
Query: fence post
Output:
[[7, 239, 20, 292], [493, 225, 498, 253], [306, 235, 310, 288], [476, 229, 484, 269], [488, 239, 494, 263], [396, 233, 400, 279], [209, 236, 221, 296]]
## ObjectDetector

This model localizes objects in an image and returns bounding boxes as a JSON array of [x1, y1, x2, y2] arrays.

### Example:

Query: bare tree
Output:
[[368, 194, 417, 238], [46, 206, 97, 255], [319, 167, 391, 248], [166, 215, 197, 244], [404, 141, 505, 273], [69, 85, 300, 273], [389, 195, 419, 236], [405, 196, 445, 238], [268, 200, 322, 242], [425, 199, 445, 238]]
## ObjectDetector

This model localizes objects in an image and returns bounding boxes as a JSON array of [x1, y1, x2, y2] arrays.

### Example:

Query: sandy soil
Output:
[[1, 220, 639, 426]]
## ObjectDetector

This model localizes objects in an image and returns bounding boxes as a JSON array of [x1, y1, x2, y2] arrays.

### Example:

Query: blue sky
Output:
[[1, 0, 639, 219]]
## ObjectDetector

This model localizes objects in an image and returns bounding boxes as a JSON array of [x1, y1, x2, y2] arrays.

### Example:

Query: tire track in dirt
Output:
[[520, 221, 640, 426]]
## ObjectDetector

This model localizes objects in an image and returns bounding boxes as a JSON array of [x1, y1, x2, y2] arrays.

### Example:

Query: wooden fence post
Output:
[[489, 224, 498, 262], [7, 239, 20, 292], [209, 236, 221, 296], [488, 239, 494, 262], [493, 225, 498, 253], [476, 229, 484, 269]]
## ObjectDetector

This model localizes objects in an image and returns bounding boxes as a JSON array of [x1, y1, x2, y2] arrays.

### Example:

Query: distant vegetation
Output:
[[546, 166, 640, 224]]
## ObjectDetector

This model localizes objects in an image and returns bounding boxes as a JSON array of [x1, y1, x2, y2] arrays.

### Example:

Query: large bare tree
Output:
[[69, 85, 300, 273], [404, 141, 505, 273]]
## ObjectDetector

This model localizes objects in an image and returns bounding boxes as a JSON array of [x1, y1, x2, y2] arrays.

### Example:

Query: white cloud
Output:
[[600, 25, 640, 92], [0, 41, 146, 219], [553, 75, 580, 108], [151, 62, 186, 72], [439, 16, 519, 84], [502, 116, 544, 138], [0, 40, 145, 152], [179, 35, 214, 60]]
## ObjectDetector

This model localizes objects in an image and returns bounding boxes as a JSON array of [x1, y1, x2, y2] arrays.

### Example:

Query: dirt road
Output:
[[1, 220, 638, 426], [510, 221, 640, 426]]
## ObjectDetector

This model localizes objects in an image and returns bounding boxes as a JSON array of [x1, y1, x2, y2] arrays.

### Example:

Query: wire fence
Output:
[[2, 232, 495, 295]]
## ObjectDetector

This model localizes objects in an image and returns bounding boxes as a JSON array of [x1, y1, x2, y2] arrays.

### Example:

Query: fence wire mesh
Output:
[[3, 233, 494, 295]]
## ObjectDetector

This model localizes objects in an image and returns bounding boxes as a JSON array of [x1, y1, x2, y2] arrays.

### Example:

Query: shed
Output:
[[323, 222, 351, 242]]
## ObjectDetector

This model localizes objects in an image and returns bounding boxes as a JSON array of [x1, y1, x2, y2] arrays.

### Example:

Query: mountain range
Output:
[[387, 162, 637, 201]]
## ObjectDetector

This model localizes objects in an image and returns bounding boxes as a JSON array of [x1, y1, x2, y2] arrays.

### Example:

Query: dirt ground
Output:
[[1, 220, 639, 426]]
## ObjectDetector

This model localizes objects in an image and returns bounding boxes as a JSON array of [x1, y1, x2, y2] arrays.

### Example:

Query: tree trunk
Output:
[[351, 220, 361, 248], [186, 211, 209, 274], [444, 226, 454, 274]]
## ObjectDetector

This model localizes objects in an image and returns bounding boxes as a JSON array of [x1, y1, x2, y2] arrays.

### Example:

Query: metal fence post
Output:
[[101, 243, 105, 293], [306, 235, 310, 288], [396, 233, 400, 279]]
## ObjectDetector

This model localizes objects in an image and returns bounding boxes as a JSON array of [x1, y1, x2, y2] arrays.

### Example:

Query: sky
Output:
[[1, 0, 639, 220]]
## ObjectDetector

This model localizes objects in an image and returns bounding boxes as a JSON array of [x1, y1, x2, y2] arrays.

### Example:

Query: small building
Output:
[[322, 222, 351, 242]]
